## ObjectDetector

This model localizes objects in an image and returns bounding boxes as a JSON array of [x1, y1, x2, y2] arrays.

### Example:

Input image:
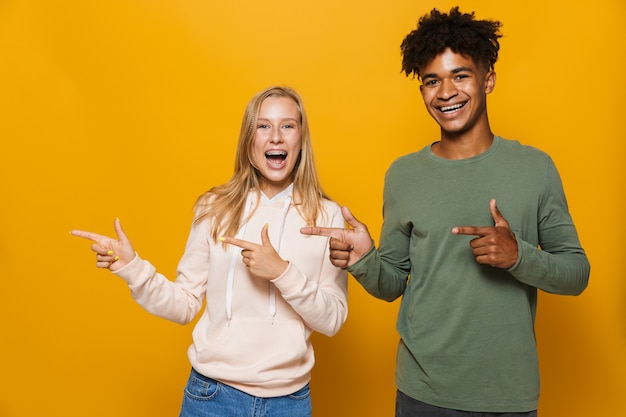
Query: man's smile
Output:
[[438, 102, 466, 113]]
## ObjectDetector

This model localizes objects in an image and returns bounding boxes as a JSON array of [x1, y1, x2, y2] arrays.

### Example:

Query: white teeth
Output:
[[265, 150, 287, 158], [440, 103, 465, 112]]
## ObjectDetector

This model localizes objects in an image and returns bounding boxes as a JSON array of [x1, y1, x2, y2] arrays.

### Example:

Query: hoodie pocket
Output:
[[193, 317, 311, 384]]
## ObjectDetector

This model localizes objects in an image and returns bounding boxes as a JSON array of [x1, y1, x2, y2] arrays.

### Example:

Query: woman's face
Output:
[[252, 95, 302, 198]]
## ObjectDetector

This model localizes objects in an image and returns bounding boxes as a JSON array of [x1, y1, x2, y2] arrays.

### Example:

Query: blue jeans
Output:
[[179, 368, 312, 417], [396, 390, 538, 417]]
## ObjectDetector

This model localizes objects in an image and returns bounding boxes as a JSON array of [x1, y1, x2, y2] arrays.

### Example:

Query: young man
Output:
[[301, 7, 589, 416]]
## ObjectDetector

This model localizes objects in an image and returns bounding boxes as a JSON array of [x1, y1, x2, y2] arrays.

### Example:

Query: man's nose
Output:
[[439, 78, 458, 100]]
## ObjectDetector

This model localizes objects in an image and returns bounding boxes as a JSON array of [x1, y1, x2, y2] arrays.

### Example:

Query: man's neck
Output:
[[432, 129, 495, 160]]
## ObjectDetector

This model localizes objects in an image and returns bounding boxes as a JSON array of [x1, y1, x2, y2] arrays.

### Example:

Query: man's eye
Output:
[[423, 80, 438, 86]]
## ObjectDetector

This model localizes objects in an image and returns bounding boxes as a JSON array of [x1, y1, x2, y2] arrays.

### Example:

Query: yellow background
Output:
[[1, 0, 624, 416]]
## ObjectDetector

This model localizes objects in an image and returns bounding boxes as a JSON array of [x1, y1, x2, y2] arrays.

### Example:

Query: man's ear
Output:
[[485, 71, 496, 94]]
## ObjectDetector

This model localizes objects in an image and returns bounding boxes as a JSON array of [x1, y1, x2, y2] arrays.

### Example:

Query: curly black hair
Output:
[[400, 7, 502, 79]]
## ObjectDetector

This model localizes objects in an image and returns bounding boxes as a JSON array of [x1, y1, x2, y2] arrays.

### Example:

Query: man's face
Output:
[[419, 48, 495, 137]]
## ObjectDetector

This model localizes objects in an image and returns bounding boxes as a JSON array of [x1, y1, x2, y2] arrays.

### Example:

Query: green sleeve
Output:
[[508, 158, 590, 294], [347, 167, 410, 301]]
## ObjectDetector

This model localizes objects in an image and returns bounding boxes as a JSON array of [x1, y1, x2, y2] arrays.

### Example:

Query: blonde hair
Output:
[[194, 86, 328, 242]]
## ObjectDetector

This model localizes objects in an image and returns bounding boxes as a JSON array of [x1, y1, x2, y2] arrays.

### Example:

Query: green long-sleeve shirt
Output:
[[349, 136, 589, 412]]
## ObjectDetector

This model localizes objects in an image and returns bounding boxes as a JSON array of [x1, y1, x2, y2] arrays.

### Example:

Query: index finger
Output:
[[220, 236, 256, 250], [300, 226, 343, 239], [70, 229, 108, 243], [451, 226, 493, 237]]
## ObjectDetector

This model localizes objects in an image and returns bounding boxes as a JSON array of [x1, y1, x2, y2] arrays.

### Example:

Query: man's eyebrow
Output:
[[422, 66, 475, 80], [451, 66, 474, 74]]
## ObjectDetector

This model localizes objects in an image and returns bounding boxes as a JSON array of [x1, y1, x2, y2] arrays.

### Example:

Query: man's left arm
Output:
[[507, 159, 590, 295]]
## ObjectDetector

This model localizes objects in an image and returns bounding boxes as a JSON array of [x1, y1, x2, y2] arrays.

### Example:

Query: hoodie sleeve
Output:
[[113, 218, 211, 325], [271, 203, 348, 336]]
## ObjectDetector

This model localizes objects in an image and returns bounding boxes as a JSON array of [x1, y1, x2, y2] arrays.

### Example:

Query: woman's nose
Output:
[[270, 130, 283, 143]]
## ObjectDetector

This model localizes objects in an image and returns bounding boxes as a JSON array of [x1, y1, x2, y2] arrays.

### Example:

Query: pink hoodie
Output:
[[114, 185, 348, 397]]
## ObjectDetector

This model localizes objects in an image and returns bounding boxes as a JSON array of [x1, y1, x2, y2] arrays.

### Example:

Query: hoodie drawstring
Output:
[[225, 193, 253, 323], [269, 195, 292, 321], [225, 189, 293, 324]]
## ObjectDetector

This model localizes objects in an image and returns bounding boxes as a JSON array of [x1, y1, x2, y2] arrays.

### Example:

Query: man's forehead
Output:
[[420, 50, 486, 75]]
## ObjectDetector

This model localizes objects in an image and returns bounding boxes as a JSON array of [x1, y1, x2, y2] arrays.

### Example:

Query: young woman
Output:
[[72, 86, 348, 417]]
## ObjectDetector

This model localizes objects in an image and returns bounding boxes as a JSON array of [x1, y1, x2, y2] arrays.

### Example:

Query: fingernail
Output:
[[107, 250, 113, 255], [114, 256, 119, 261], [219, 237, 225, 242], [265, 223, 269, 230]]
